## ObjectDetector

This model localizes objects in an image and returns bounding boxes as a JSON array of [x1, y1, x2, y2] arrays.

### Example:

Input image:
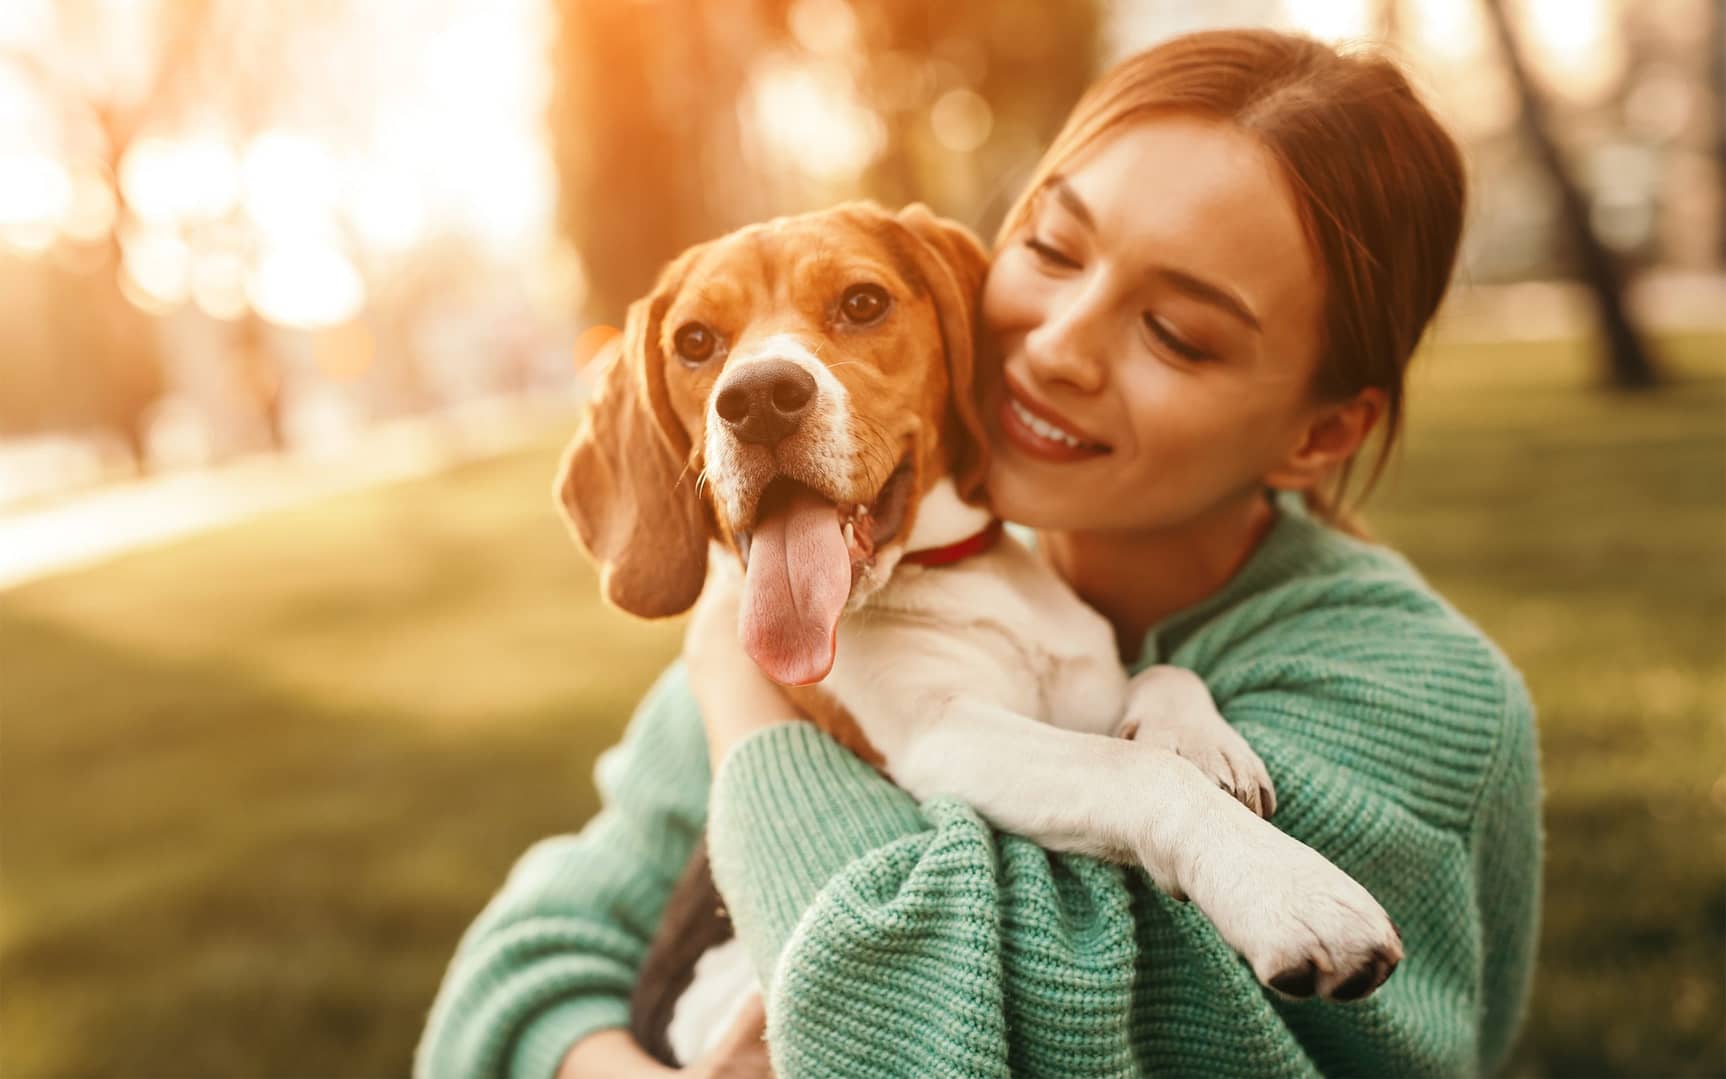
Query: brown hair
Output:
[[995, 29, 1466, 534]]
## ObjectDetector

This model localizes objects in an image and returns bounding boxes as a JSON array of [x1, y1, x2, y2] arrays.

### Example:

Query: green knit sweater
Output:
[[416, 495, 1541, 1078]]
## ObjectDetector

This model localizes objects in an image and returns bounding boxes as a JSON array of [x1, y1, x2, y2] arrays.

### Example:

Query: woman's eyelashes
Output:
[[1024, 235, 1080, 270], [1143, 315, 1211, 362], [1018, 227, 1214, 363]]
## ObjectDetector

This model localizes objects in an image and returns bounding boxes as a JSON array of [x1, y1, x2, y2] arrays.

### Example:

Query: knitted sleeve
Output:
[[706, 588, 1539, 1078], [414, 663, 711, 1079], [1187, 590, 1541, 1077]]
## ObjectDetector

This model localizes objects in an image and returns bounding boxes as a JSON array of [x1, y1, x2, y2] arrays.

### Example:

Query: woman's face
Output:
[[980, 115, 1329, 532]]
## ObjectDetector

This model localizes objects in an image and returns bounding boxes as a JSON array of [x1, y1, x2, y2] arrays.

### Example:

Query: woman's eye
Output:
[[1023, 237, 1080, 270], [839, 283, 890, 324], [673, 322, 721, 364], [1143, 315, 1210, 362]]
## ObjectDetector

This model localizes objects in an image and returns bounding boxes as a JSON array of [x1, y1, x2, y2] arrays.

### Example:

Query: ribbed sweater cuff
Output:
[[706, 722, 926, 989], [507, 996, 628, 1079]]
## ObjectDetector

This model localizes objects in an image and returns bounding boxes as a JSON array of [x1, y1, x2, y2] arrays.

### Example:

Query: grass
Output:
[[1, 331, 1721, 1078]]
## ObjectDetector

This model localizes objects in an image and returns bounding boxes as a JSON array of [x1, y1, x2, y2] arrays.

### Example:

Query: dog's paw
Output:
[[1117, 666, 1276, 818], [1181, 808, 1403, 1002]]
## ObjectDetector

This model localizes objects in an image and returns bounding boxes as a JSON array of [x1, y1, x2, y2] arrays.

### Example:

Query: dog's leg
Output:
[[1114, 665, 1277, 819], [883, 700, 1402, 1001], [630, 836, 740, 1066]]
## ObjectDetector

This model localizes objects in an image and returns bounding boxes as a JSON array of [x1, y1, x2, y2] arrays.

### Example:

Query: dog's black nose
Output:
[[715, 360, 818, 446]]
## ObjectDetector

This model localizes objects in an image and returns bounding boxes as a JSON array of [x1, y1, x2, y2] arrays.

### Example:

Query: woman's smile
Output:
[[997, 369, 1113, 463]]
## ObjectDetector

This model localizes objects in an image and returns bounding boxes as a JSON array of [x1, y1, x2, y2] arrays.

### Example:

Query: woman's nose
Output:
[[1023, 282, 1109, 394]]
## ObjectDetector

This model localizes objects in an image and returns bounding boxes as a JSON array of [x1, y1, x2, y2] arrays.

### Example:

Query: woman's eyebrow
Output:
[[1046, 177, 1096, 231], [1047, 175, 1261, 333], [1147, 267, 1262, 333]]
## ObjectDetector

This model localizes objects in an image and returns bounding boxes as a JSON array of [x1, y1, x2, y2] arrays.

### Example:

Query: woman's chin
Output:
[[983, 459, 1092, 529]]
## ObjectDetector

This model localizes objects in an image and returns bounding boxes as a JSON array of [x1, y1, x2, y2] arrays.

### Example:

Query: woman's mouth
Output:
[[999, 383, 1112, 463]]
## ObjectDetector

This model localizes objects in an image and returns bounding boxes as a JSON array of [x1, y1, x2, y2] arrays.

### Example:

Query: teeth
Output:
[[1010, 396, 1088, 449], [842, 520, 855, 547]]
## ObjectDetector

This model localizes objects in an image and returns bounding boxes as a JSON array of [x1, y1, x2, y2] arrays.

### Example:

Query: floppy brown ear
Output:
[[554, 281, 709, 619], [893, 203, 993, 504]]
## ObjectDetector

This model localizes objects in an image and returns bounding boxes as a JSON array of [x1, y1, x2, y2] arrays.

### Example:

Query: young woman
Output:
[[418, 29, 1540, 1079]]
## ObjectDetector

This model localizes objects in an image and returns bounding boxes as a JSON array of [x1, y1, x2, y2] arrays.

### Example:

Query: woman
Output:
[[418, 28, 1540, 1079]]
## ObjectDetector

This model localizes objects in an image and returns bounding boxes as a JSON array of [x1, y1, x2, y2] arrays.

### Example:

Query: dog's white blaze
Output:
[[705, 334, 855, 520]]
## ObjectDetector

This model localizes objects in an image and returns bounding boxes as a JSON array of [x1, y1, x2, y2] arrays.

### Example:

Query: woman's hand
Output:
[[554, 997, 775, 1078], [682, 571, 802, 771], [681, 994, 776, 1078]]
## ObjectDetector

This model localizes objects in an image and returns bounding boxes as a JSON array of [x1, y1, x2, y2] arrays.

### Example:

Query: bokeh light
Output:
[[750, 58, 884, 181], [930, 89, 993, 153], [249, 245, 366, 330], [572, 323, 620, 370]]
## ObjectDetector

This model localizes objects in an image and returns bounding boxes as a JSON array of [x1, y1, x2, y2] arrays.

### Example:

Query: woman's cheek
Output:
[[981, 252, 1044, 334]]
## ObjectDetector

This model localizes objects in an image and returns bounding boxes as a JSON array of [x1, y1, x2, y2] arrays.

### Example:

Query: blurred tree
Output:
[[549, 0, 1101, 326], [1711, 0, 1726, 264], [845, 2, 1101, 232], [1481, 0, 1662, 389], [0, 251, 159, 471], [0, 0, 356, 466], [0, 0, 212, 469], [549, 0, 769, 324]]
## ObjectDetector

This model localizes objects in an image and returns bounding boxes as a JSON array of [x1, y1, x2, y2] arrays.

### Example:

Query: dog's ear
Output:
[[893, 203, 992, 504], [554, 263, 709, 619]]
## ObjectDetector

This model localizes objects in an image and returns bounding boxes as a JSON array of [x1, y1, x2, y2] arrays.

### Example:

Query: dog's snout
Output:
[[715, 360, 818, 446]]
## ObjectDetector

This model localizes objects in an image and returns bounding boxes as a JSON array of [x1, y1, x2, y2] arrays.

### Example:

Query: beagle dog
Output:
[[557, 203, 1403, 1063]]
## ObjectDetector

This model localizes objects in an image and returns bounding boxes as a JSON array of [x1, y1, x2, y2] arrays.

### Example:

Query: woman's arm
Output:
[[414, 665, 712, 1079], [700, 596, 1539, 1078]]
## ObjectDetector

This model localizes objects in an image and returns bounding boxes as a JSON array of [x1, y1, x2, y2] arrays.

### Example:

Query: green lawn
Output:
[[2, 332, 1721, 1078]]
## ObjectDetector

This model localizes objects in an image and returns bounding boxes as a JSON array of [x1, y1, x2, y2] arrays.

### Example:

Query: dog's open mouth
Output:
[[735, 458, 914, 687]]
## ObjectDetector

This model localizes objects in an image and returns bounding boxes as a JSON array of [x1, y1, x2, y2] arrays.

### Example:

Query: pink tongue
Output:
[[740, 487, 850, 686]]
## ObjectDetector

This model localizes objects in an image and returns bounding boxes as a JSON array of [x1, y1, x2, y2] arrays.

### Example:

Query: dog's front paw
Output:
[[1184, 809, 1403, 1002], [1117, 666, 1275, 818]]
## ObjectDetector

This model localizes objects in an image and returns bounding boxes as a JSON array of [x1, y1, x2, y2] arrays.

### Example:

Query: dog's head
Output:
[[556, 202, 990, 683]]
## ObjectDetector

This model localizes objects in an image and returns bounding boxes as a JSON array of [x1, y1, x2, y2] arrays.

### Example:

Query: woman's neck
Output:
[[1037, 490, 1279, 664]]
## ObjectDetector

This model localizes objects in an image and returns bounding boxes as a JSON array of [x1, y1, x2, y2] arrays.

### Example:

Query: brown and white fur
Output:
[[556, 203, 1402, 1063]]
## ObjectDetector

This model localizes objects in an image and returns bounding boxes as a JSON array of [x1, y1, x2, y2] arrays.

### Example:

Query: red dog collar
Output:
[[900, 519, 1005, 568]]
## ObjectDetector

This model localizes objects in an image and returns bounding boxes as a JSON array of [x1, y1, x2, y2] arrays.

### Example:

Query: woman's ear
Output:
[[554, 272, 710, 619], [892, 203, 993, 504], [1264, 386, 1386, 491]]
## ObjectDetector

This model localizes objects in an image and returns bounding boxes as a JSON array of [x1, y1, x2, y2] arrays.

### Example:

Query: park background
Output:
[[0, 0, 1721, 1075]]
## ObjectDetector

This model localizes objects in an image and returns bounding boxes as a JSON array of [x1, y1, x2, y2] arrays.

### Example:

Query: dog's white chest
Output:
[[823, 535, 1129, 755]]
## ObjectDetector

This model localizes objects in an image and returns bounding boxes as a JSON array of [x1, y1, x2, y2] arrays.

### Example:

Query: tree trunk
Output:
[[1709, 0, 1726, 264], [1481, 0, 1661, 389]]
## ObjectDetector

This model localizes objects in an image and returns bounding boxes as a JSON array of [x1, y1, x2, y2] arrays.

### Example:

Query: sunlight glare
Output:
[[1517, 0, 1624, 103], [346, 164, 425, 253], [1410, 0, 1488, 61], [0, 151, 71, 229], [750, 58, 883, 182], [1280, 0, 1374, 42], [249, 245, 366, 330], [243, 131, 340, 243], [0, 0, 51, 49], [119, 136, 240, 225]]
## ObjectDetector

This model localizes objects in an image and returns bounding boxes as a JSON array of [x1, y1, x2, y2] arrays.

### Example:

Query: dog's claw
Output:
[[1268, 962, 1319, 999]]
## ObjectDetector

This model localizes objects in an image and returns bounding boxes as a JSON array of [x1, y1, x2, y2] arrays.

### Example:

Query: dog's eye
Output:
[[673, 322, 719, 364], [839, 284, 889, 325]]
